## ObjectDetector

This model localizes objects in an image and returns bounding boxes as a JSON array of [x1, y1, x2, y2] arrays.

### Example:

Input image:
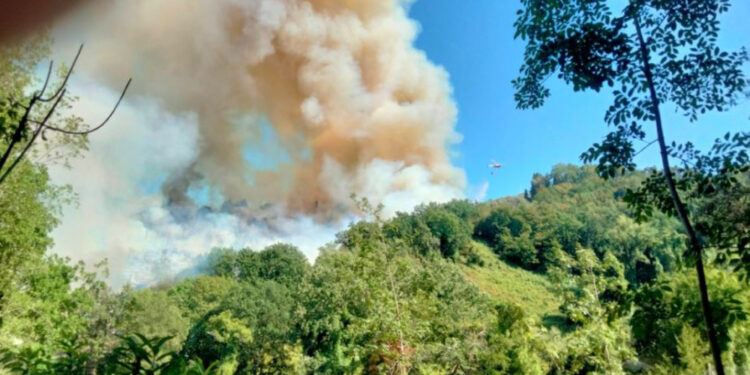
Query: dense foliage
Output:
[[2, 161, 749, 374], [1, 17, 748, 375], [512, 1, 748, 371]]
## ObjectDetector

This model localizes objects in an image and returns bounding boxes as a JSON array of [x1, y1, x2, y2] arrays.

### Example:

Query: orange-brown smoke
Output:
[[59, 0, 465, 217]]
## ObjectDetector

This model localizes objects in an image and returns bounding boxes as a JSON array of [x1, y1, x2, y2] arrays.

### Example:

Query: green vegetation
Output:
[[2, 5, 749, 373], [3, 157, 749, 374], [459, 242, 559, 318], [512, 0, 747, 372]]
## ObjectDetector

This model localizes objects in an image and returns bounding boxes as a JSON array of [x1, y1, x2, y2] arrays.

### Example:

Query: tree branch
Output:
[[38, 44, 83, 103], [0, 90, 66, 185], [0, 97, 36, 173], [36, 61, 54, 99], [0, 45, 130, 188], [634, 12, 726, 375], [633, 139, 657, 157], [41, 78, 132, 136]]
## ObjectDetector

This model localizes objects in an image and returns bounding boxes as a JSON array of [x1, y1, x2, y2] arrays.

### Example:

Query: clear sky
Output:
[[408, 1, 750, 199]]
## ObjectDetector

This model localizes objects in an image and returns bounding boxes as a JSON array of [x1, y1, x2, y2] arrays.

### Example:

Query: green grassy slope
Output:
[[460, 241, 561, 318]]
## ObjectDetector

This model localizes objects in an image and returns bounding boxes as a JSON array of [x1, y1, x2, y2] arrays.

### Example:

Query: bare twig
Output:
[[633, 139, 657, 157], [41, 78, 132, 135], [674, 156, 696, 169], [0, 44, 130, 188], [38, 44, 83, 103], [37, 61, 54, 99]]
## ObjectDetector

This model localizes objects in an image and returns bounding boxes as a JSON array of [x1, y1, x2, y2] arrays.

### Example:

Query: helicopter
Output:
[[488, 160, 502, 175]]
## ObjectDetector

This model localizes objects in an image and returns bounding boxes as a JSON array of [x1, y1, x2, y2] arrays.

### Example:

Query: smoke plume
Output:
[[61, 0, 464, 213], [49, 0, 466, 284]]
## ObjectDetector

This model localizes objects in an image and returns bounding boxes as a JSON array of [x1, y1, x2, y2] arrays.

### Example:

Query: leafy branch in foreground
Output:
[[513, 0, 748, 373], [0, 44, 131, 186], [110, 334, 176, 375]]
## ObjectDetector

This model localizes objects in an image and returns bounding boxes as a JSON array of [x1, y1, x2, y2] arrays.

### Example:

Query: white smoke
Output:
[[49, 77, 354, 287]]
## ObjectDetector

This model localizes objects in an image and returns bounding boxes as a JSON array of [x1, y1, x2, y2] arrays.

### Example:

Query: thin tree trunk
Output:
[[0, 98, 35, 174], [634, 14, 725, 375]]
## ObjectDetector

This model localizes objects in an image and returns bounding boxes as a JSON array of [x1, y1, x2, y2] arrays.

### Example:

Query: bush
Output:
[[474, 207, 539, 268], [419, 206, 473, 259], [384, 205, 472, 260]]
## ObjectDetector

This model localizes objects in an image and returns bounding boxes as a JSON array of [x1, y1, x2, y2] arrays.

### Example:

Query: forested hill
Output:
[[2, 164, 749, 374]]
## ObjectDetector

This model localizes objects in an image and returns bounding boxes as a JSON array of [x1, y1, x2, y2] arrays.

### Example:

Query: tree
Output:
[[513, 1, 748, 372], [161, 357, 219, 375], [117, 289, 191, 352], [180, 310, 253, 374], [604, 215, 684, 286], [384, 212, 441, 258], [1, 256, 99, 350], [439, 199, 484, 227], [204, 248, 240, 279], [475, 207, 538, 269], [181, 280, 301, 374], [550, 249, 634, 374], [204, 244, 309, 288], [0, 37, 67, 312], [0, 40, 130, 186], [481, 303, 556, 374], [632, 268, 750, 374], [301, 219, 490, 374], [51, 336, 91, 375], [418, 205, 473, 260], [0, 160, 66, 307], [551, 249, 631, 325], [236, 244, 309, 286], [0, 37, 130, 331], [168, 276, 237, 323], [0, 255, 116, 374]]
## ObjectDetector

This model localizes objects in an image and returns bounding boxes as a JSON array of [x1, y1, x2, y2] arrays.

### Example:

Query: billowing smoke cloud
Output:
[[49, 78, 350, 287], [59, 0, 464, 214], [48, 0, 466, 285]]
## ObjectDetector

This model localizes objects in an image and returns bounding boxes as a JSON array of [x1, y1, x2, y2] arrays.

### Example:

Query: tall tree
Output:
[[631, 268, 750, 373], [512, 1, 748, 373]]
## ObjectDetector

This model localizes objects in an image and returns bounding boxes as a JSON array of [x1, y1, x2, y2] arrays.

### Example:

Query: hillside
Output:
[[460, 241, 560, 318], [3, 164, 749, 374]]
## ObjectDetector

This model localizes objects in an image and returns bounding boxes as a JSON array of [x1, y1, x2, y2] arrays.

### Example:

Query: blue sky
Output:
[[408, 1, 750, 199]]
